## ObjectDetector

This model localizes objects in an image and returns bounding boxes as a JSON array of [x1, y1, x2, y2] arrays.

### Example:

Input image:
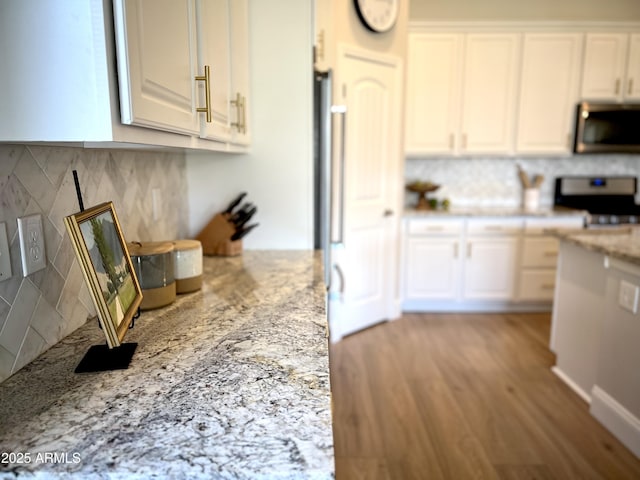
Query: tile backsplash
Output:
[[0, 145, 188, 383], [405, 155, 640, 208]]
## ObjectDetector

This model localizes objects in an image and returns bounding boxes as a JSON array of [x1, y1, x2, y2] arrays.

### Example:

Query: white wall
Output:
[[186, 0, 314, 250], [410, 0, 640, 21], [316, 0, 409, 70]]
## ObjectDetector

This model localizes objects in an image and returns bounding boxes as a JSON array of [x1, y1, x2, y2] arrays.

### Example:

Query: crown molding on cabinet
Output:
[[410, 21, 640, 33]]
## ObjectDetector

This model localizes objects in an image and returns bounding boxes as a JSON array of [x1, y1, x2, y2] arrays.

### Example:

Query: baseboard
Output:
[[590, 385, 640, 459], [551, 366, 592, 404]]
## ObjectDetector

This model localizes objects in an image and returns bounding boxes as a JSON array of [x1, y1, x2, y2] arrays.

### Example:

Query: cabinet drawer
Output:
[[519, 270, 556, 301], [407, 218, 464, 236], [524, 216, 585, 235], [522, 237, 560, 268], [466, 218, 524, 235]]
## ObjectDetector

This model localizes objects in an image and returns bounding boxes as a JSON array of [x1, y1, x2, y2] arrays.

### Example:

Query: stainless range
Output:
[[554, 176, 640, 227]]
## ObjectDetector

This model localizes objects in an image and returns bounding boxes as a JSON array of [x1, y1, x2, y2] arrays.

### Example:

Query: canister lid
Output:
[[172, 239, 202, 252], [127, 241, 175, 257]]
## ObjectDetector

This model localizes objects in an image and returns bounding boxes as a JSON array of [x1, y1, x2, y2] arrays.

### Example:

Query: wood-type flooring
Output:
[[329, 312, 640, 479]]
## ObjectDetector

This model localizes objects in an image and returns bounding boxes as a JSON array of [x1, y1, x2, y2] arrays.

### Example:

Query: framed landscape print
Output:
[[64, 202, 143, 348]]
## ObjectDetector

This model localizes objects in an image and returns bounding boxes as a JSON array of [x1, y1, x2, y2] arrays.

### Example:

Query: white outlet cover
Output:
[[17, 214, 47, 276], [0, 222, 12, 281], [618, 279, 639, 314]]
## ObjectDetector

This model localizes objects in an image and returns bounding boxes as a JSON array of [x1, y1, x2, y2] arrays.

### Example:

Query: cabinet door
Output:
[[197, 0, 232, 141], [519, 271, 556, 301], [580, 33, 628, 101], [460, 34, 520, 154], [405, 238, 461, 300], [516, 33, 583, 154], [114, 0, 199, 135], [405, 34, 462, 155], [229, 0, 251, 146], [625, 34, 640, 101], [464, 237, 519, 300]]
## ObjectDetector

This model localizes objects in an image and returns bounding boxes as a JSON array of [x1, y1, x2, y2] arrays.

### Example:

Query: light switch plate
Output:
[[0, 222, 12, 281], [17, 214, 47, 276]]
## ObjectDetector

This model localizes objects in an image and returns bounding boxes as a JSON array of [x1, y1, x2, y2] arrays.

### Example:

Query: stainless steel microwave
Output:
[[573, 102, 640, 154]]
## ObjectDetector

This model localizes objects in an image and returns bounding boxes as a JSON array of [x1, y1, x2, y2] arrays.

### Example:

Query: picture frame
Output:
[[64, 202, 143, 348]]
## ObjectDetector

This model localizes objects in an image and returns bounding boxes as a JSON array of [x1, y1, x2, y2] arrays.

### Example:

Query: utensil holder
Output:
[[195, 213, 243, 256], [523, 188, 540, 211]]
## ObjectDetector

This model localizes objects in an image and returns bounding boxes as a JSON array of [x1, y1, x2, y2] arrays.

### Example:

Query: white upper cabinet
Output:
[[196, 0, 232, 142], [0, 0, 250, 151], [624, 33, 640, 101], [405, 34, 463, 155], [114, 0, 200, 136], [0, 0, 118, 143], [405, 32, 519, 156], [405, 23, 640, 157], [516, 33, 583, 154], [116, 0, 249, 145], [580, 33, 640, 102], [460, 34, 520, 155], [229, 0, 251, 146]]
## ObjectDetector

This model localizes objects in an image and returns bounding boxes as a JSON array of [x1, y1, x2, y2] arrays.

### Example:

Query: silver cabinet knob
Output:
[[383, 209, 394, 217]]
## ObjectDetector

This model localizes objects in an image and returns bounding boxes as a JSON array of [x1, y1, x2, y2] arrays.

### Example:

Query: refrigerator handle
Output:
[[331, 105, 347, 245], [328, 263, 346, 302]]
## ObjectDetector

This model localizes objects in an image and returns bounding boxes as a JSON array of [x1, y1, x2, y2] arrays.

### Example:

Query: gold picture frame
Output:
[[64, 202, 143, 348]]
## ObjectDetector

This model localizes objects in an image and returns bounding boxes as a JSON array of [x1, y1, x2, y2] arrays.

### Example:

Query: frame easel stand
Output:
[[72, 170, 140, 373]]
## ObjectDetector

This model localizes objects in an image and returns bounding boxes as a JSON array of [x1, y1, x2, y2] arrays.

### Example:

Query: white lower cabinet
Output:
[[404, 219, 463, 303], [519, 217, 585, 301], [402, 214, 585, 312], [464, 236, 519, 301], [464, 218, 522, 301]]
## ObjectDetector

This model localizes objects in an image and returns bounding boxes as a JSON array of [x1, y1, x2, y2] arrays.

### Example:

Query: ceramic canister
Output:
[[127, 241, 176, 310], [172, 239, 203, 294]]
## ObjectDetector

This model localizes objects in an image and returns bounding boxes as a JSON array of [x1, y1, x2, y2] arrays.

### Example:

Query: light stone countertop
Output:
[[552, 227, 640, 267], [403, 206, 589, 219], [0, 251, 333, 479]]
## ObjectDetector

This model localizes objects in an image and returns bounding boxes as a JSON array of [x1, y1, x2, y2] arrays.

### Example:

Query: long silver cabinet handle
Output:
[[331, 105, 347, 244]]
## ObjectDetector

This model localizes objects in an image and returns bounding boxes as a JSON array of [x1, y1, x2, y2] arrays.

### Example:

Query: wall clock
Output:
[[354, 0, 399, 33]]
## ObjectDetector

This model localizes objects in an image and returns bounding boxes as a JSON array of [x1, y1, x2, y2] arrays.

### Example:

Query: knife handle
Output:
[[224, 192, 247, 214]]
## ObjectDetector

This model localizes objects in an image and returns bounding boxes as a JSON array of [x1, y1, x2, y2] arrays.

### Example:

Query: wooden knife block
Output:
[[195, 213, 243, 256]]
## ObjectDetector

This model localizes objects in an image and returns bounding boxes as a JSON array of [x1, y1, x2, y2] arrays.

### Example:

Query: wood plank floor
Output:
[[329, 312, 640, 480]]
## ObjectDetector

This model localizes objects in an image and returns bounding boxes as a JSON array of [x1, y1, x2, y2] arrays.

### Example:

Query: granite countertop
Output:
[[403, 206, 588, 218], [553, 227, 640, 267], [0, 251, 333, 479]]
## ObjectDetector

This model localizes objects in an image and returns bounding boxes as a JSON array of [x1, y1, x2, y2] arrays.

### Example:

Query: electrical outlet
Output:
[[17, 214, 47, 276], [618, 279, 639, 313], [0, 222, 12, 281]]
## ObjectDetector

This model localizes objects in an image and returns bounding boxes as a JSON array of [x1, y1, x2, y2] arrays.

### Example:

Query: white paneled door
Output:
[[332, 47, 402, 339]]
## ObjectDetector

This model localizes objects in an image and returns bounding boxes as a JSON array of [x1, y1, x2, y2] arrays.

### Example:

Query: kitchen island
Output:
[[0, 251, 334, 479], [550, 228, 640, 459]]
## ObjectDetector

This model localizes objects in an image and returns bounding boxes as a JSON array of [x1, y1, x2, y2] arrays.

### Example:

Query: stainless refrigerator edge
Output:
[[314, 69, 346, 343]]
